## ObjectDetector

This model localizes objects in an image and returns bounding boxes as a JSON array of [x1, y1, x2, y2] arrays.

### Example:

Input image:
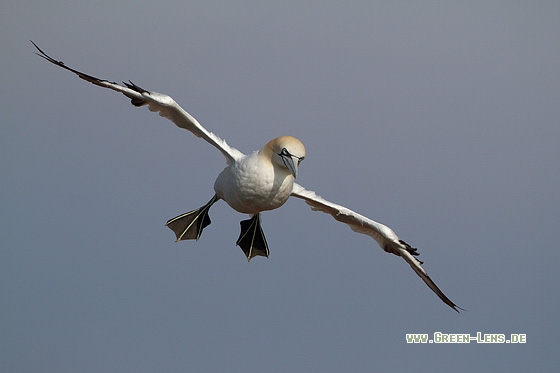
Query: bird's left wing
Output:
[[291, 183, 461, 312], [31, 41, 243, 164]]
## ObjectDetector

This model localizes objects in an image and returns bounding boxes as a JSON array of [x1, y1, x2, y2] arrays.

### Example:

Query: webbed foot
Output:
[[166, 195, 219, 241], [236, 213, 269, 261]]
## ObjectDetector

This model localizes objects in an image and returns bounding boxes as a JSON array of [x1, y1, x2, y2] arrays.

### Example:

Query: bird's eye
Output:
[[279, 148, 304, 165]]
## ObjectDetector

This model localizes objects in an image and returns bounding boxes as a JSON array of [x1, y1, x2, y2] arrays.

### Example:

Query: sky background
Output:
[[2, 1, 559, 371]]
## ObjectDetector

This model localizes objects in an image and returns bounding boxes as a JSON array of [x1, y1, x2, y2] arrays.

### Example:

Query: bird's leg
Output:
[[236, 213, 270, 261], [166, 194, 219, 241]]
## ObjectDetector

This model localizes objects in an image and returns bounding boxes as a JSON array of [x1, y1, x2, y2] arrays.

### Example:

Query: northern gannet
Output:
[[32, 41, 461, 312]]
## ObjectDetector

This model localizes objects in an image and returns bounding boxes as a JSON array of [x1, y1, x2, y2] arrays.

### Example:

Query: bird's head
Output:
[[265, 136, 306, 178]]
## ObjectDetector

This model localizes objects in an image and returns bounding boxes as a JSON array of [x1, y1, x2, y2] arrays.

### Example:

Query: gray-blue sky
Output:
[[2, 1, 559, 371]]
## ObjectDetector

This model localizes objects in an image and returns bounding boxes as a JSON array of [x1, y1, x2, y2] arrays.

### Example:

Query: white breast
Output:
[[214, 150, 294, 214]]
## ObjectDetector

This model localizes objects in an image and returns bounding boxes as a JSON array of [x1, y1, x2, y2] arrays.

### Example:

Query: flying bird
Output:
[[32, 41, 461, 312]]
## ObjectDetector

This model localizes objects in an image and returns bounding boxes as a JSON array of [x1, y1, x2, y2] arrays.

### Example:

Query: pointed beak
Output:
[[282, 155, 299, 178]]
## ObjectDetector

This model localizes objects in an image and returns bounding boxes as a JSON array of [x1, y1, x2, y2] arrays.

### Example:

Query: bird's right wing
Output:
[[31, 41, 243, 164], [291, 183, 461, 312]]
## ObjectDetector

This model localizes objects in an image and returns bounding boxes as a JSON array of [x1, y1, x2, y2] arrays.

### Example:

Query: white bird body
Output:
[[214, 136, 304, 214], [32, 41, 461, 312]]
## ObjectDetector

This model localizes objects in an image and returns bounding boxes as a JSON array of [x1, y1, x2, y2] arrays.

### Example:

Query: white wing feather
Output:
[[291, 183, 461, 312], [31, 41, 243, 164]]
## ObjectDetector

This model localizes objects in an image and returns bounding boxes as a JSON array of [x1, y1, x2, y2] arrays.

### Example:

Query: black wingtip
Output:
[[31, 40, 63, 65], [31, 40, 111, 86], [123, 80, 149, 94], [122, 81, 150, 106], [30, 40, 42, 53], [399, 239, 424, 264], [399, 238, 463, 313], [428, 275, 464, 313]]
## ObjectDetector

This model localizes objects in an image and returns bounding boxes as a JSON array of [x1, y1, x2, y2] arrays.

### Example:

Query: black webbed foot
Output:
[[236, 213, 269, 261], [166, 195, 219, 241]]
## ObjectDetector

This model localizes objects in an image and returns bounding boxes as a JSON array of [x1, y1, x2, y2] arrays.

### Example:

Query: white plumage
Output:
[[32, 41, 461, 312], [214, 136, 305, 214]]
